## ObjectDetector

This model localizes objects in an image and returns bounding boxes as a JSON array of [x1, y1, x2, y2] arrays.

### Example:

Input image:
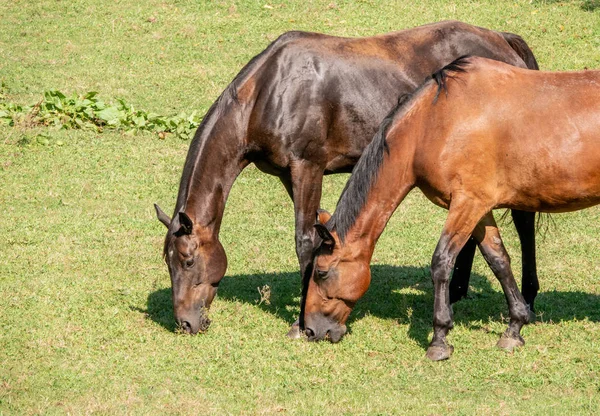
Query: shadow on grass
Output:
[[144, 265, 600, 348], [582, 0, 600, 11], [532, 0, 599, 11]]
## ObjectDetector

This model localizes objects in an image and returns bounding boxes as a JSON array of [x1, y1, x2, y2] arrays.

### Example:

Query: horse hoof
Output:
[[528, 309, 536, 324], [496, 335, 525, 352], [426, 344, 454, 361], [286, 322, 302, 339]]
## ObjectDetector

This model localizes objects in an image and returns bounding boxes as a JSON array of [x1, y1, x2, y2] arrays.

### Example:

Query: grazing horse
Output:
[[305, 56, 600, 360], [154, 21, 540, 335]]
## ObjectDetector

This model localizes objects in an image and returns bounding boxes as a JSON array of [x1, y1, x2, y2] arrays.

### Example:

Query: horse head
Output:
[[155, 204, 227, 334], [303, 210, 371, 343]]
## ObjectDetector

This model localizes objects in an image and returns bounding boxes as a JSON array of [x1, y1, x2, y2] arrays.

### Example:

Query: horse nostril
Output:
[[305, 327, 315, 338], [180, 321, 192, 334], [198, 317, 211, 332]]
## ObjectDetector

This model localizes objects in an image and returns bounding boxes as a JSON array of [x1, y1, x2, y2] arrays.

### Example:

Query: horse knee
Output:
[[484, 249, 512, 277], [433, 309, 454, 331], [295, 231, 315, 254], [295, 232, 319, 278], [431, 251, 453, 284]]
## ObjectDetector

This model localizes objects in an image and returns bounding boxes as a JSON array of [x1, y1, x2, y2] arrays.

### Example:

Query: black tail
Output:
[[501, 31, 539, 70]]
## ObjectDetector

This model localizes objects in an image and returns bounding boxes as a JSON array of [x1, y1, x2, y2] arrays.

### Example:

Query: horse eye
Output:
[[184, 258, 195, 268], [316, 269, 329, 279]]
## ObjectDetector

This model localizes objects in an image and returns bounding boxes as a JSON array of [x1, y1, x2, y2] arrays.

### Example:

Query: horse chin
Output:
[[326, 324, 347, 343], [196, 315, 212, 333]]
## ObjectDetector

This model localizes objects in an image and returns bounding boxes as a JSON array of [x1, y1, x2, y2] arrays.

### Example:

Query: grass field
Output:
[[2, 0, 600, 414]]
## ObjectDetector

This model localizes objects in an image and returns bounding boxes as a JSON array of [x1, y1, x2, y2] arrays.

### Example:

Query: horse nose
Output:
[[305, 327, 316, 339]]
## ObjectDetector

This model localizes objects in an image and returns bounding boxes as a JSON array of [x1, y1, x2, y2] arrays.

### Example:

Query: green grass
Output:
[[1, 0, 600, 414]]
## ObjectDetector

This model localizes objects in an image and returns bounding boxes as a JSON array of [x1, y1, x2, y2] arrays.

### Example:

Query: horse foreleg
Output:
[[280, 162, 324, 339], [474, 213, 532, 352], [427, 198, 487, 361], [511, 210, 539, 312], [278, 174, 301, 338]]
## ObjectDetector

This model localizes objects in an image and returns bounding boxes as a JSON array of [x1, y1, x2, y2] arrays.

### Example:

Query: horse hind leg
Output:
[[427, 198, 490, 361], [473, 213, 532, 352], [449, 236, 478, 304], [511, 210, 539, 312]]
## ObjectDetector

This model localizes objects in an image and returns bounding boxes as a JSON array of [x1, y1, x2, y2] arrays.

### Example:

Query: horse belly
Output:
[[503, 148, 600, 213], [490, 94, 600, 213], [505, 180, 600, 213]]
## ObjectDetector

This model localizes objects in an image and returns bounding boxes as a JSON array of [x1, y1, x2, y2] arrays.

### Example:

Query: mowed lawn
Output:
[[2, 0, 600, 414]]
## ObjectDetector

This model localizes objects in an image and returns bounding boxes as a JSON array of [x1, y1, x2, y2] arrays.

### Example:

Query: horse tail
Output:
[[500, 32, 539, 70], [431, 56, 471, 102]]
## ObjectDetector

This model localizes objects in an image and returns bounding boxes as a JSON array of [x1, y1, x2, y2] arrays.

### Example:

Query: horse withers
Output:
[[305, 56, 600, 359], [155, 21, 540, 335]]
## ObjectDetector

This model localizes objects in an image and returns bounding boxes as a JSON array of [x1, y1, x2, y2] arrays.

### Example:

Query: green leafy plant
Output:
[[0, 90, 201, 139]]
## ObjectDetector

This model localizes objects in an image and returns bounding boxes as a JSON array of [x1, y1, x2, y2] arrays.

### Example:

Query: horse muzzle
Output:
[[304, 313, 347, 343], [176, 310, 211, 335]]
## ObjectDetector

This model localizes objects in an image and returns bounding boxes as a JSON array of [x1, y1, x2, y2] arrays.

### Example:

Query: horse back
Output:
[[240, 22, 533, 173], [414, 57, 600, 212]]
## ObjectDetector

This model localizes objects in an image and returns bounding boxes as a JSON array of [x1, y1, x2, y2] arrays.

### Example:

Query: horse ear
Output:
[[315, 209, 334, 247], [316, 209, 332, 225], [314, 223, 335, 248], [178, 212, 194, 235], [154, 204, 171, 228]]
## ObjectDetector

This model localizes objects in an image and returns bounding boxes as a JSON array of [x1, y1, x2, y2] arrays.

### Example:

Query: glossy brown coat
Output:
[[305, 56, 600, 359]]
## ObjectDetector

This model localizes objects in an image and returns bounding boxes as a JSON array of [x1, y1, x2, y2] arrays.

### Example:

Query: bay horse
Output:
[[154, 21, 540, 335], [305, 56, 600, 360]]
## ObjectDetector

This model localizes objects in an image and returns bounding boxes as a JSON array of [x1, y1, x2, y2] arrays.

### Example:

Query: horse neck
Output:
[[176, 105, 249, 236], [343, 124, 419, 261]]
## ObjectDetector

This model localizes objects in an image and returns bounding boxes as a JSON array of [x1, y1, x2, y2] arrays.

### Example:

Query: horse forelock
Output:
[[162, 232, 171, 260]]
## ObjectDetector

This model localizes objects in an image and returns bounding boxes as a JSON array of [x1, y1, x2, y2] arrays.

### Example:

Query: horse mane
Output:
[[327, 93, 413, 242], [432, 55, 471, 102], [500, 32, 539, 70], [327, 56, 472, 242]]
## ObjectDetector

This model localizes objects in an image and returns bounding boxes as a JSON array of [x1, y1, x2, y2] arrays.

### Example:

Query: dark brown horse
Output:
[[154, 21, 541, 335], [305, 56, 600, 360]]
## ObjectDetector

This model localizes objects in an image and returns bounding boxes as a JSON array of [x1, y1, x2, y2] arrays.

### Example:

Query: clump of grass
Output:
[[0, 90, 200, 139], [257, 284, 272, 305]]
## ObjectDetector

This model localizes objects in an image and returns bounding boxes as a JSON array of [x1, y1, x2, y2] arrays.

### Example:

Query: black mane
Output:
[[432, 55, 471, 102], [326, 93, 412, 242], [327, 56, 472, 242]]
